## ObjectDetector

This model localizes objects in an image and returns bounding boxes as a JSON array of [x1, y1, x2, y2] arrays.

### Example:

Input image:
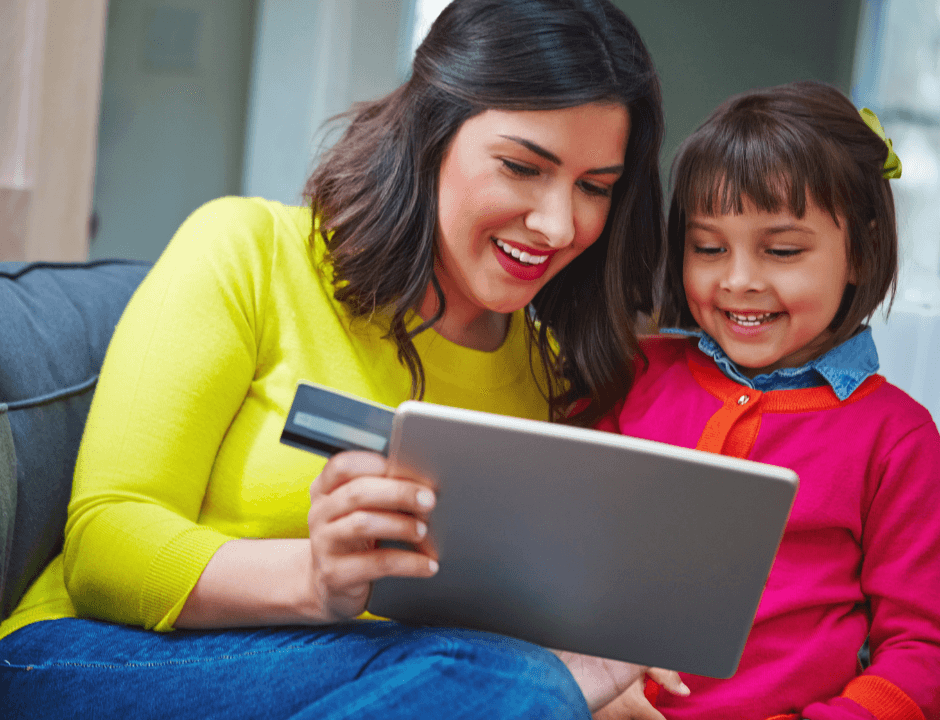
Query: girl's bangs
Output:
[[674, 125, 821, 220]]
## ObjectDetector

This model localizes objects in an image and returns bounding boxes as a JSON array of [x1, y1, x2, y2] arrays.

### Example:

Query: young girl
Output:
[[596, 81, 940, 720]]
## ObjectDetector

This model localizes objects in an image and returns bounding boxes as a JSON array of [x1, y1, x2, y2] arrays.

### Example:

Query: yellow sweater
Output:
[[0, 197, 550, 640]]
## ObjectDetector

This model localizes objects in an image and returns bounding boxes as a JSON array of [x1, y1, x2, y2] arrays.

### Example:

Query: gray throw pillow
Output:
[[0, 260, 151, 620], [0, 413, 16, 620]]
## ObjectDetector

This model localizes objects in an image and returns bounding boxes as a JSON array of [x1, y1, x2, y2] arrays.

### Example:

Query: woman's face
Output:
[[433, 103, 631, 329]]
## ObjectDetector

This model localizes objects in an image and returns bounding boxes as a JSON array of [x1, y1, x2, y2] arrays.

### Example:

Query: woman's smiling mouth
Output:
[[491, 238, 555, 281], [494, 238, 550, 265]]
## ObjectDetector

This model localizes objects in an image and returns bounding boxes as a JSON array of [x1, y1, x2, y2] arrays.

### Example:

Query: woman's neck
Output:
[[417, 285, 511, 352]]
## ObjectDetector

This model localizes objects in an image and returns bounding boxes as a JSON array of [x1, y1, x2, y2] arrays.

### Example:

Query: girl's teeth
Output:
[[727, 311, 777, 326], [495, 239, 547, 265]]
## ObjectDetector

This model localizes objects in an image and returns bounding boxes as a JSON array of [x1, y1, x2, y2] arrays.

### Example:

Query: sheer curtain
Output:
[[853, 0, 940, 422]]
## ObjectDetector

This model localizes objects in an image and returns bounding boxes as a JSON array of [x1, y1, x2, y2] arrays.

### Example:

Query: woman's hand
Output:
[[551, 650, 688, 713], [592, 667, 687, 719], [307, 450, 439, 621], [174, 451, 437, 629]]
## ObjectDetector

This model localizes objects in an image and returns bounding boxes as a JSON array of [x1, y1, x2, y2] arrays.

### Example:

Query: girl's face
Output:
[[432, 103, 630, 335], [683, 195, 855, 377]]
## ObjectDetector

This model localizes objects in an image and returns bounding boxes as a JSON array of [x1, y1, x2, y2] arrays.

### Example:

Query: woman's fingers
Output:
[[307, 450, 440, 621], [592, 681, 668, 720], [327, 476, 436, 522], [645, 668, 690, 697], [310, 452, 437, 524], [318, 546, 439, 589], [327, 509, 432, 550], [590, 668, 687, 719], [310, 473, 438, 557], [312, 451, 390, 495], [315, 542, 438, 621], [551, 650, 647, 711], [311, 508, 439, 588]]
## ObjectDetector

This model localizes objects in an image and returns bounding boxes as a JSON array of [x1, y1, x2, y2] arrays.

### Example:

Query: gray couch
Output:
[[0, 260, 151, 621]]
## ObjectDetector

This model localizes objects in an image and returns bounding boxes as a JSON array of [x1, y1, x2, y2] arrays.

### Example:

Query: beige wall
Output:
[[0, 0, 108, 261]]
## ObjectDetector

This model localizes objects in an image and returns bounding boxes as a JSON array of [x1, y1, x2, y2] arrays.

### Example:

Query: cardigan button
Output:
[[737, 394, 750, 405]]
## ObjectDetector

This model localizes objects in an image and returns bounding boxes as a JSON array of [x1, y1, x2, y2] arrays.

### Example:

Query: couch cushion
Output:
[[0, 260, 151, 620]]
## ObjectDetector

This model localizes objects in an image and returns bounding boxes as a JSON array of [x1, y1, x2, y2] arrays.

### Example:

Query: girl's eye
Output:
[[577, 180, 613, 198], [691, 245, 724, 255], [501, 159, 539, 177], [767, 248, 803, 258]]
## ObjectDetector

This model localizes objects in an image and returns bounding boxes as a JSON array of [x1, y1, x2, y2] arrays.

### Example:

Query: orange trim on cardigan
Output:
[[687, 350, 886, 459], [758, 676, 923, 720], [687, 350, 885, 412], [842, 675, 926, 720], [693, 386, 763, 458]]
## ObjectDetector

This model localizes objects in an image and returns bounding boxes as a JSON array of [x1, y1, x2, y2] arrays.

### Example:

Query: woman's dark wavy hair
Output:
[[660, 80, 898, 352], [304, 0, 664, 424]]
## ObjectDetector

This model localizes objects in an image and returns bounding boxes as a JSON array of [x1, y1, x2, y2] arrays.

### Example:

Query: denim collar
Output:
[[661, 326, 880, 400]]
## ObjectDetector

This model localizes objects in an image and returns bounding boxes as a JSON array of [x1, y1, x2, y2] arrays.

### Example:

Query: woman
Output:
[[0, 0, 684, 716]]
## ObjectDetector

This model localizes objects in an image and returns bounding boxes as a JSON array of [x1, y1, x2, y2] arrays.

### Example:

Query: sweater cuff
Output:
[[841, 676, 925, 720], [140, 525, 235, 630]]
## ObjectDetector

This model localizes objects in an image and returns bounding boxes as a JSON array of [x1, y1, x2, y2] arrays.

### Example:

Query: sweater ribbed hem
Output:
[[139, 526, 235, 630], [842, 675, 925, 720]]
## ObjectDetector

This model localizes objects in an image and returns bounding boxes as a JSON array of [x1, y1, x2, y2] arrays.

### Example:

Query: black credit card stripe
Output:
[[281, 431, 345, 457]]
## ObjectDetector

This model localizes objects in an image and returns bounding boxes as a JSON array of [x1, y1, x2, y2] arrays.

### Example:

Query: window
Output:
[[410, 0, 451, 56], [854, 0, 940, 418]]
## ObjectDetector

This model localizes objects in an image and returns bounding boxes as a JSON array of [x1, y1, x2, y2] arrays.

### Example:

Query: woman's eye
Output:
[[577, 180, 612, 198], [767, 248, 802, 258], [501, 159, 539, 177]]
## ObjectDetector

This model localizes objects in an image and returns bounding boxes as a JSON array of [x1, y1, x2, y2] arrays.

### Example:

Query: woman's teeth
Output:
[[726, 311, 779, 327], [495, 239, 548, 266]]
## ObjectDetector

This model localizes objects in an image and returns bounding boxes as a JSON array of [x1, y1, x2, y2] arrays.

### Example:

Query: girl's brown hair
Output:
[[304, 0, 664, 424], [660, 80, 898, 351]]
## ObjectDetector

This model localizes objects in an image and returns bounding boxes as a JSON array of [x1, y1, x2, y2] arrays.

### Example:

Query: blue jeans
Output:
[[0, 618, 591, 719]]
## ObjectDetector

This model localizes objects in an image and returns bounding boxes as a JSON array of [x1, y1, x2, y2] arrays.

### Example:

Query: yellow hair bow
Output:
[[859, 108, 902, 180]]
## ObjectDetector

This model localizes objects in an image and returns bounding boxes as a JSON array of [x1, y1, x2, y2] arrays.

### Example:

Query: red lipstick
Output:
[[491, 239, 554, 281]]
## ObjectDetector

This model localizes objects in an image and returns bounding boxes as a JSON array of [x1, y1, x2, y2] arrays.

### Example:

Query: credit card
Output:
[[281, 382, 395, 457]]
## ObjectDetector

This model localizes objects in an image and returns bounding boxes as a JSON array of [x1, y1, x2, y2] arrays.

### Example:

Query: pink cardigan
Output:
[[597, 336, 940, 720]]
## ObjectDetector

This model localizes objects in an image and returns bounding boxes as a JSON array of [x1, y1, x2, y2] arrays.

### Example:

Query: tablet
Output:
[[367, 400, 798, 679]]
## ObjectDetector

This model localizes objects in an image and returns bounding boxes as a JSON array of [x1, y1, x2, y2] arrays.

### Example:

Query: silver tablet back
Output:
[[368, 401, 798, 678]]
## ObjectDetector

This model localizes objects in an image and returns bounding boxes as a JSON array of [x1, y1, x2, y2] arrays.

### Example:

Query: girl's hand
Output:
[[551, 650, 688, 713], [592, 667, 687, 719], [307, 450, 439, 621]]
